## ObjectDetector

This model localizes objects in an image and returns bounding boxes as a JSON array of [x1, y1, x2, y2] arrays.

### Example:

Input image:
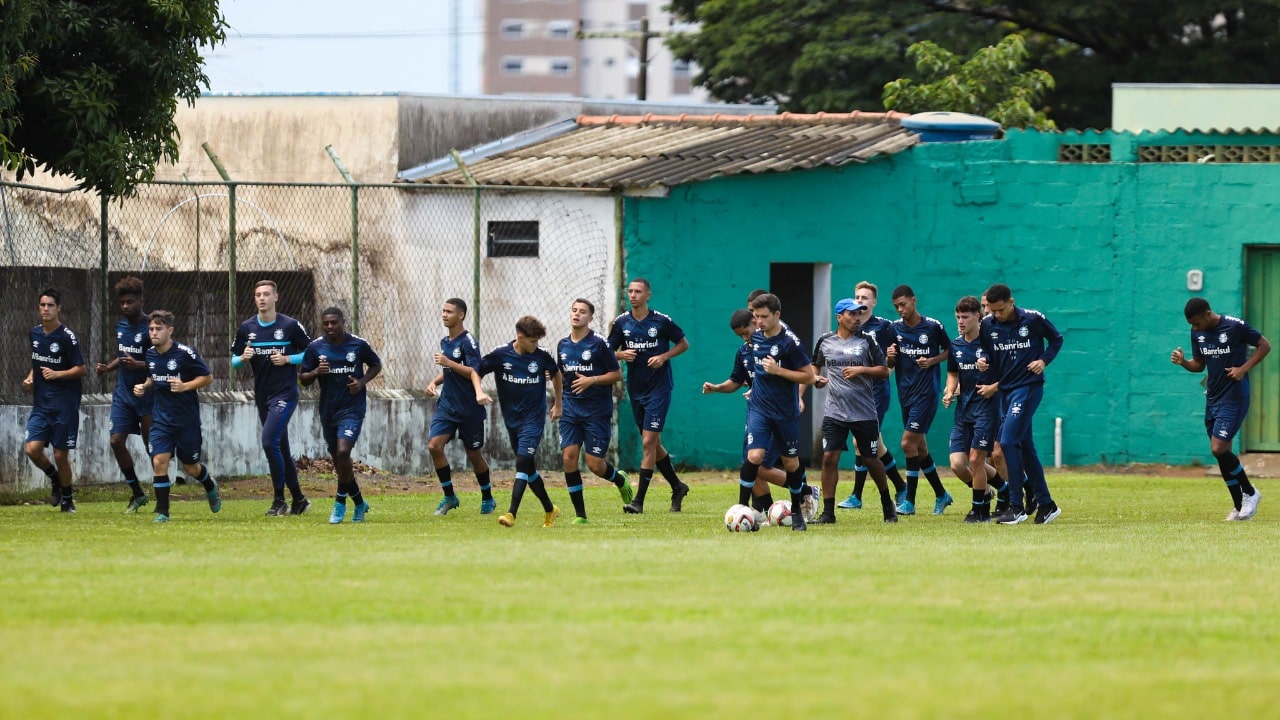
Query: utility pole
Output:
[[576, 16, 666, 101]]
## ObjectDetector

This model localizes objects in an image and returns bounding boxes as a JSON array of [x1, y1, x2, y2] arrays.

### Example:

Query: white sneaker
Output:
[[800, 492, 819, 522], [1240, 488, 1262, 520], [1225, 508, 1246, 522]]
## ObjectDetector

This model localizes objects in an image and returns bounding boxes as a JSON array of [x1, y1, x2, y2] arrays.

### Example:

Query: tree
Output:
[[884, 34, 1056, 130], [0, 0, 226, 197], [668, 1, 1280, 129]]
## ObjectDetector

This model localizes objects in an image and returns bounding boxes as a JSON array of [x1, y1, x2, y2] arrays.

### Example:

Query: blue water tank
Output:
[[900, 112, 1001, 142]]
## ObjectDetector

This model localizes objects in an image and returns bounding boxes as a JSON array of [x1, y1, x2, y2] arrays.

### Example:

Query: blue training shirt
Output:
[[30, 323, 84, 411], [747, 326, 810, 420], [437, 330, 484, 418], [557, 330, 618, 420], [231, 314, 311, 403], [892, 316, 951, 407], [1191, 315, 1263, 406], [947, 334, 998, 423], [146, 342, 211, 429], [478, 342, 559, 428], [301, 333, 382, 421], [114, 316, 152, 392], [979, 307, 1063, 391], [608, 310, 685, 399]]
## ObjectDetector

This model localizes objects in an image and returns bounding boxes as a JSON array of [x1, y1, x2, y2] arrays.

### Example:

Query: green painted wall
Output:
[[619, 129, 1280, 469]]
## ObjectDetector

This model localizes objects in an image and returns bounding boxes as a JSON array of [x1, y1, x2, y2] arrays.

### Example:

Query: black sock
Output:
[[990, 475, 1008, 492], [154, 475, 171, 515], [635, 468, 654, 504], [905, 456, 920, 504], [476, 469, 493, 500], [603, 462, 623, 485], [195, 465, 215, 492], [1217, 452, 1249, 508], [919, 453, 946, 497], [60, 484, 73, 502], [42, 465, 58, 493], [823, 497, 835, 515], [881, 451, 906, 493], [437, 464, 455, 498], [350, 480, 364, 506], [123, 467, 143, 496], [739, 462, 759, 506], [852, 463, 867, 500], [785, 469, 805, 514], [336, 481, 350, 505], [508, 476, 528, 515], [528, 476, 554, 513], [752, 490, 773, 512], [972, 487, 988, 512], [566, 471, 586, 518], [656, 454, 683, 488]]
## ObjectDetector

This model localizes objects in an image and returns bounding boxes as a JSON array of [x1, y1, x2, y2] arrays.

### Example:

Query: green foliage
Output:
[[0, 0, 226, 196], [884, 34, 1056, 130]]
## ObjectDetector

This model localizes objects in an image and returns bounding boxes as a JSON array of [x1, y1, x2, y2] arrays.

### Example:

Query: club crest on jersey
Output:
[[1018, 326, 1030, 338], [346, 351, 356, 363], [452, 347, 461, 359], [769, 345, 779, 357], [167, 359, 177, 371], [647, 326, 658, 338], [918, 334, 928, 345], [50, 342, 60, 353], [135, 333, 143, 343], [582, 349, 592, 361], [274, 329, 284, 340], [1219, 333, 1228, 343], [527, 362, 539, 373]]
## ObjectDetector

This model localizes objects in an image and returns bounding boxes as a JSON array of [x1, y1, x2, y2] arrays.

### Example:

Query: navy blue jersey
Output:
[[478, 343, 559, 427], [146, 342, 210, 429], [730, 343, 755, 387], [861, 316, 896, 360], [301, 334, 382, 420], [30, 323, 84, 410], [892, 316, 950, 406], [114, 316, 152, 391], [979, 307, 1063, 390], [557, 330, 618, 419], [437, 330, 484, 417], [608, 310, 685, 398], [948, 335, 997, 421], [231, 314, 310, 402], [1192, 315, 1264, 406], [748, 327, 810, 420]]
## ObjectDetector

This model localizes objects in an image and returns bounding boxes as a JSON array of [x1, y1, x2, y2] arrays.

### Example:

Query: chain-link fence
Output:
[[1, 179, 619, 403]]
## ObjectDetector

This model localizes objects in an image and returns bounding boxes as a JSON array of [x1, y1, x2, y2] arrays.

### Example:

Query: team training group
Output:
[[22, 275, 1269, 527]]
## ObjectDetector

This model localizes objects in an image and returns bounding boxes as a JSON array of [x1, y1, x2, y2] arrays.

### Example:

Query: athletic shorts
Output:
[[950, 405, 998, 454], [821, 417, 880, 457], [429, 408, 485, 450], [1206, 399, 1249, 442], [109, 385, 153, 436], [630, 391, 672, 433], [746, 410, 800, 459], [151, 423, 202, 465], [900, 396, 939, 435], [506, 421, 545, 459], [874, 382, 891, 425], [559, 415, 611, 457], [740, 425, 782, 467], [26, 405, 80, 450], [322, 412, 365, 453]]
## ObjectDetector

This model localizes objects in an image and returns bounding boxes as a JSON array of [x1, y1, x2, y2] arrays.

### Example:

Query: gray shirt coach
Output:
[[812, 331, 884, 423]]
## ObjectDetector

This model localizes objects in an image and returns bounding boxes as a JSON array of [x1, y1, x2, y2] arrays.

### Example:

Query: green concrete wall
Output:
[[620, 129, 1280, 469]]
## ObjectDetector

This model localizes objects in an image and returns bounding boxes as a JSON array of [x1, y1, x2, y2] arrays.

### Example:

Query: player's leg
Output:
[[854, 424, 896, 522], [1013, 385, 1058, 524], [150, 450, 174, 521], [276, 400, 308, 514], [774, 415, 807, 532], [964, 448, 992, 523], [427, 411, 463, 515], [995, 389, 1033, 524], [49, 412, 77, 511], [910, 401, 950, 512], [324, 421, 349, 523], [258, 402, 287, 515], [24, 412, 60, 507], [461, 413, 494, 513], [899, 426, 924, 514], [1211, 400, 1258, 520], [815, 419, 845, 524], [562, 441, 589, 522], [949, 422, 973, 486], [178, 429, 219, 514], [581, 415, 631, 504]]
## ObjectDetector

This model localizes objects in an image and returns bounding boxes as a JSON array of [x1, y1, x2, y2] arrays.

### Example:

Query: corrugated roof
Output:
[[400, 112, 918, 189]]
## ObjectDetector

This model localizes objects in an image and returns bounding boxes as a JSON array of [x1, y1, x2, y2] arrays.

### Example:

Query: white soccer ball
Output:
[[768, 500, 793, 527], [724, 504, 759, 533]]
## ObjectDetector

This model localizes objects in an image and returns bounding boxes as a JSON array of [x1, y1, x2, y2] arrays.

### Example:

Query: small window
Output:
[[501, 56, 524, 75], [546, 20, 574, 39], [488, 221, 539, 258], [549, 57, 574, 75], [500, 20, 525, 38], [672, 59, 691, 76]]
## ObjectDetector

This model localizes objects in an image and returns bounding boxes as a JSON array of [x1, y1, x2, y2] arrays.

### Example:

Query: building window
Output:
[[488, 221, 539, 258], [546, 20, 574, 39], [500, 56, 524, 75], [500, 20, 526, 38], [672, 59, 691, 76], [549, 57, 574, 75]]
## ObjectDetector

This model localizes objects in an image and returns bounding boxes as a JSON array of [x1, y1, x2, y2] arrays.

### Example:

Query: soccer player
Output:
[[979, 283, 1064, 525], [1171, 297, 1271, 521], [942, 296, 1005, 523], [811, 299, 897, 524], [608, 278, 691, 513], [134, 311, 221, 522], [838, 281, 908, 509], [23, 288, 85, 513], [741, 293, 815, 531], [299, 307, 383, 524], [231, 280, 312, 517], [888, 285, 953, 515], [557, 299, 629, 524], [479, 316, 563, 528], [94, 276, 154, 512], [425, 298, 495, 515]]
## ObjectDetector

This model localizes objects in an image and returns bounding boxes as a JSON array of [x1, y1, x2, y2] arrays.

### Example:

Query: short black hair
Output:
[[985, 283, 1012, 304], [572, 298, 595, 316], [730, 308, 754, 330], [746, 288, 768, 304], [891, 284, 915, 300], [321, 306, 345, 319], [1184, 297, 1211, 319], [115, 276, 143, 297], [39, 288, 61, 305], [445, 297, 468, 317], [628, 278, 651, 291], [955, 296, 981, 314], [749, 293, 781, 314]]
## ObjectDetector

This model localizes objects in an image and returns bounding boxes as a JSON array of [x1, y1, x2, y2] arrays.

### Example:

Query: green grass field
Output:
[[1, 471, 1278, 719]]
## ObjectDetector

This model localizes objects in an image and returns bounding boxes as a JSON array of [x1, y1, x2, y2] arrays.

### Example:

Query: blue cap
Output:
[[834, 298, 865, 315]]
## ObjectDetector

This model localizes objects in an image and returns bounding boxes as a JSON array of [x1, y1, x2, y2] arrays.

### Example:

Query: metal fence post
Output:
[[100, 193, 110, 393], [448, 150, 481, 338], [202, 143, 236, 355]]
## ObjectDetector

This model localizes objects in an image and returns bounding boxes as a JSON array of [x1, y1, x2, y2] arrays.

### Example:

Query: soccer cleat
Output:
[[1034, 503, 1062, 525], [266, 499, 289, 517], [963, 509, 990, 524], [434, 496, 460, 516], [329, 502, 347, 524], [617, 472, 634, 505], [59, 500, 76, 514], [206, 485, 222, 514], [572, 516, 589, 525], [800, 491, 819, 521], [153, 513, 169, 523], [790, 511, 807, 531], [622, 501, 643, 514], [124, 494, 150, 514], [352, 502, 370, 523], [671, 482, 690, 512], [837, 494, 863, 509], [498, 512, 516, 527], [1024, 494, 1039, 518], [47, 487, 60, 507], [810, 512, 836, 525], [895, 487, 908, 506], [479, 498, 497, 515], [1225, 508, 1245, 522], [896, 500, 915, 516], [542, 505, 560, 528], [883, 513, 898, 524], [1240, 488, 1262, 520], [996, 507, 1028, 525], [933, 492, 954, 515], [290, 496, 311, 516]]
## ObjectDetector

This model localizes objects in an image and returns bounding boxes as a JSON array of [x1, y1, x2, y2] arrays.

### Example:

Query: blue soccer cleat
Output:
[[837, 494, 862, 509], [206, 485, 222, 514], [434, 496, 460, 516], [352, 501, 370, 523], [896, 500, 916, 516], [153, 513, 169, 523], [933, 492, 953, 515], [480, 498, 496, 515], [329, 502, 347, 524]]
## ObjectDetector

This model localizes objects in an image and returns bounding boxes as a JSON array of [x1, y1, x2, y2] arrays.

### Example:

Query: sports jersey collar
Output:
[[255, 316, 278, 328]]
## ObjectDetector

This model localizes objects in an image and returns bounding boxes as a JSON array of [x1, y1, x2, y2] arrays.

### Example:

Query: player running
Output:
[[23, 288, 86, 513], [889, 285, 953, 515], [94, 276, 154, 512], [942, 296, 1005, 523]]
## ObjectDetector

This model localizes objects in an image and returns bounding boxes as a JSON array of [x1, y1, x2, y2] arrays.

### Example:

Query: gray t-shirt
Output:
[[812, 330, 885, 423]]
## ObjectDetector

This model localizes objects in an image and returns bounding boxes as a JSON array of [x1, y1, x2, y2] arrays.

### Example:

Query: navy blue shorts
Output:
[[874, 382, 891, 426], [900, 396, 939, 435], [26, 406, 80, 450], [429, 408, 485, 450], [746, 410, 800, 459], [821, 417, 879, 457], [740, 425, 782, 467], [950, 406, 998, 454], [323, 412, 364, 452], [506, 421, 545, 459], [559, 415, 611, 457], [151, 423, 202, 465], [109, 385, 153, 436], [1205, 399, 1248, 442], [630, 391, 672, 433]]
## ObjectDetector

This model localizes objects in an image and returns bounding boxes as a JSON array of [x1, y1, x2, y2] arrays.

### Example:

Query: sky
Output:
[[202, 0, 485, 95]]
